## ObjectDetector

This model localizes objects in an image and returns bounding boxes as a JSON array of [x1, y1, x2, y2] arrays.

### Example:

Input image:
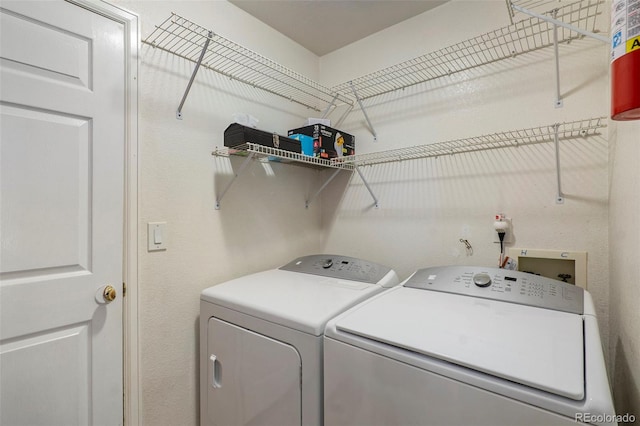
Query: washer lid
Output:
[[335, 287, 585, 400]]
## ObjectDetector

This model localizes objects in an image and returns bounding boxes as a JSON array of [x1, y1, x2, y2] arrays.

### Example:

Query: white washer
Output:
[[199, 254, 399, 426], [324, 266, 616, 426]]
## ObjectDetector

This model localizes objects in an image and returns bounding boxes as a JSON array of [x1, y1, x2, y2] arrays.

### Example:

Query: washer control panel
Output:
[[404, 266, 584, 314], [280, 254, 392, 284]]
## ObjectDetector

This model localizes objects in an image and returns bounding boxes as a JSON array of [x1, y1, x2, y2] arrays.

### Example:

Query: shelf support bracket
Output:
[[335, 104, 354, 129], [321, 93, 339, 119], [553, 124, 564, 204], [215, 152, 255, 209], [306, 168, 342, 209], [176, 31, 212, 119], [349, 81, 378, 142], [552, 9, 563, 108], [510, 4, 609, 44], [355, 165, 380, 208]]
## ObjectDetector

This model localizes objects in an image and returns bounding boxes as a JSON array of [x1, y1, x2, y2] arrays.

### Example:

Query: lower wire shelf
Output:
[[211, 143, 361, 209], [211, 117, 607, 209], [338, 117, 607, 166], [212, 142, 354, 171]]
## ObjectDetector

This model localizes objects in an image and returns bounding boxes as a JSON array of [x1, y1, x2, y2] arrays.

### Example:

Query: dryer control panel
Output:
[[404, 266, 584, 314], [280, 255, 392, 284]]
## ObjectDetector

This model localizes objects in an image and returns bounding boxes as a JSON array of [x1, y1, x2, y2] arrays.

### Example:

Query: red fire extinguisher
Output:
[[611, 0, 640, 121]]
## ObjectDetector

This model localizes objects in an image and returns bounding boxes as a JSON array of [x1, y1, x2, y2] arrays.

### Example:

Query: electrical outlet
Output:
[[493, 215, 513, 244]]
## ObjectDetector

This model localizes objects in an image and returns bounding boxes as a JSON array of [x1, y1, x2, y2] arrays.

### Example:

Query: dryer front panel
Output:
[[207, 317, 301, 426]]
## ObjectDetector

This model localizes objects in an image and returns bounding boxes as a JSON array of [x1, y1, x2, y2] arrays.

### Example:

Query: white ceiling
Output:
[[228, 0, 449, 56]]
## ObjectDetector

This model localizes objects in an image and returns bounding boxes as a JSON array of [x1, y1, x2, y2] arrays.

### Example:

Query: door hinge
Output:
[[123, 282, 127, 298]]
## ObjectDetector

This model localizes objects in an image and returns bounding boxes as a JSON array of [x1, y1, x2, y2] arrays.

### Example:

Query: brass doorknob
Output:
[[103, 285, 117, 302]]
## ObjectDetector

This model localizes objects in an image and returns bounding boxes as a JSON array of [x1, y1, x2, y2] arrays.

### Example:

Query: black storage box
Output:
[[288, 124, 355, 159], [224, 123, 301, 153]]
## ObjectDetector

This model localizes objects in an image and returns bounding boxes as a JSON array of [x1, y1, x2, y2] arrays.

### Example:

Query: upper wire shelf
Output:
[[143, 13, 354, 112], [336, 117, 607, 167], [331, 0, 604, 101]]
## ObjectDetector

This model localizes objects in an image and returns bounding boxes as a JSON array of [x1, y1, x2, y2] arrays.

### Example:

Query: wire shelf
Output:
[[507, 0, 573, 21], [143, 13, 353, 112], [331, 0, 604, 101], [212, 118, 605, 169], [212, 143, 355, 170], [336, 117, 607, 166]]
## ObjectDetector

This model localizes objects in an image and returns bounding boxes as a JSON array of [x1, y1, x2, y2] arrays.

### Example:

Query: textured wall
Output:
[[609, 120, 640, 422], [108, 0, 633, 424], [113, 1, 323, 425], [319, 0, 611, 354]]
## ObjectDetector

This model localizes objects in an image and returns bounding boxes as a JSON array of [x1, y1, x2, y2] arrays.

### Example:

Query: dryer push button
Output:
[[473, 273, 492, 287]]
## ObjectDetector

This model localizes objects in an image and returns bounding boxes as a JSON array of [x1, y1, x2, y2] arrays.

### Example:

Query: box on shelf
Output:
[[224, 123, 301, 154], [288, 134, 314, 156], [305, 118, 331, 126], [287, 124, 355, 159]]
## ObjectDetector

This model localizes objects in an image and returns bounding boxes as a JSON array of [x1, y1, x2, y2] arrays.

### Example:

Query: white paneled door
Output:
[[0, 1, 125, 425]]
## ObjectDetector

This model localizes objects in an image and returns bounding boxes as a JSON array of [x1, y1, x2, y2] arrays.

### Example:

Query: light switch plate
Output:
[[148, 222, 167, 251]]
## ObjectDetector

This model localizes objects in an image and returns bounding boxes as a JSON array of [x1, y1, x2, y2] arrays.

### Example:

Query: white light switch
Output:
[[148, 222, 167, 251]]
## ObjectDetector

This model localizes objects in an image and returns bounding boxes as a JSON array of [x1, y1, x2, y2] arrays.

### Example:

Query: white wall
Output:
[[319, 0, 611, 353], [113, 1, 323, 424], [109, 0, 631, 423], [609, 120, 640, 421]]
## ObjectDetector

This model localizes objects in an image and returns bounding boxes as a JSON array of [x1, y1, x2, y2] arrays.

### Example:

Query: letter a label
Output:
[[627, 37, 640, 53]]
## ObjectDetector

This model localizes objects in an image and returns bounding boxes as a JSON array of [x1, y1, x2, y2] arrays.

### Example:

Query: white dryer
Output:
[[199, 254, 399, 426], [324, 266, 616, 426]]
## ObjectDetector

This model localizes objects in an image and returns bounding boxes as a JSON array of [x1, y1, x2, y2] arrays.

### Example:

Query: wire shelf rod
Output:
[[332, 0, 603, 100]]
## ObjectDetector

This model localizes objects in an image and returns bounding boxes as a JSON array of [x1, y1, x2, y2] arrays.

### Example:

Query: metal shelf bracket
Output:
[[334, 104, 354, 129], [349, 81, 378, 142], [551, 9, 564, 108], [215, 152, 256, 209], [299, 161, 382, 210], [176, 31, 212, 119], [306, 168, 342, 209], [553, 123, 565, 204], [355, 165, 380, 208], [321, 93, 339, 119]]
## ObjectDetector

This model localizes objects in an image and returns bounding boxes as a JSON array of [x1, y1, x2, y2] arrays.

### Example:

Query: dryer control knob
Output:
[[322, 259, 333, 269], [473, 273, 492, 287]]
